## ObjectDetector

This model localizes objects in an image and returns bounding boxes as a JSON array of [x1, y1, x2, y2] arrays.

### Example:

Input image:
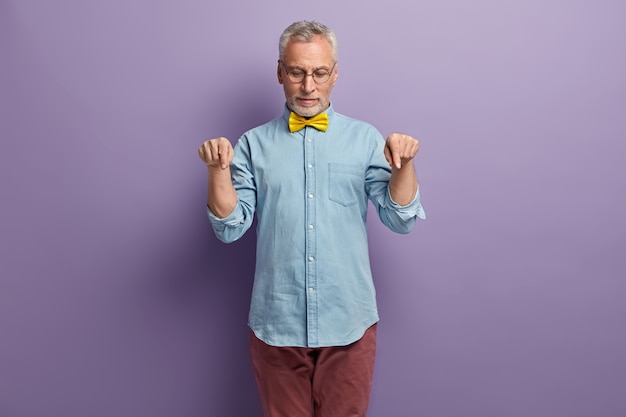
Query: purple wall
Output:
[[2, 1, 625, 416]]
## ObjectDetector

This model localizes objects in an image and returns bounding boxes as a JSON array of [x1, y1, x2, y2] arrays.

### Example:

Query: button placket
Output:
[[304, 129, 318, 346]]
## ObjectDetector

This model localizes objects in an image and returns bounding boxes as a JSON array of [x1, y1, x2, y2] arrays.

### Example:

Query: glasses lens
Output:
[[313, 71, 330, 83], [288, 70, 305, 83], [283, 66, 332, 84]]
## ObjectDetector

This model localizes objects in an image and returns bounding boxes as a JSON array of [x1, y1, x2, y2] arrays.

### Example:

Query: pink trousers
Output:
[[250, 324, 377, 417]]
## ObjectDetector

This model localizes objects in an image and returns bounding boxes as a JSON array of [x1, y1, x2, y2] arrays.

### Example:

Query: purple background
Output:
[[1, 1, 625, 416]]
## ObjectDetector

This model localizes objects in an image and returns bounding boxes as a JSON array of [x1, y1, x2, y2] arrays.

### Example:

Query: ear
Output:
[[277, 61, 284, 85], [331, 64, 338, 87]]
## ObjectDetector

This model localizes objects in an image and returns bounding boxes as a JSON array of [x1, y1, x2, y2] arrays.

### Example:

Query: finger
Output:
[[199, 140, 221, 166], [410, 138, 419, 157], [401, 142, 414, 161], [200, 143, 216, 164], [218, 141, 232, 169], [390, 141, 402, 169], [204, 142, 217, 164]]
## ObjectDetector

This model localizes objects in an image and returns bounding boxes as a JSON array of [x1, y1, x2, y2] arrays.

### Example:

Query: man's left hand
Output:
[[384, 133, 420, 170]]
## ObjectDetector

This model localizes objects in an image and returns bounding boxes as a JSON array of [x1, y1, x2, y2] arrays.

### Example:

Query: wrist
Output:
[[207, 164, 230, 174]]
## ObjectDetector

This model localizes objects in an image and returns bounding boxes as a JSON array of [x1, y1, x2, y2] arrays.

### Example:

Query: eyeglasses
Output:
[[280, 61, 337, 84]]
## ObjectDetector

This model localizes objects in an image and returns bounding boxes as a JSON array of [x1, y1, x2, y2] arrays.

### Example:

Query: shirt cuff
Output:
[[387, 186, 426, 220], [207, 204, 245, 227]]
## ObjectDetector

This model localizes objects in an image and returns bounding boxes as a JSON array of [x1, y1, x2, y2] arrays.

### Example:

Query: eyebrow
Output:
[[286, 65, 331, 72]]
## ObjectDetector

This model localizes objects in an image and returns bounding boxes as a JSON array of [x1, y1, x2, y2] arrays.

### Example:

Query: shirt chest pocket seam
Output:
[[328, 163, 365, 207]]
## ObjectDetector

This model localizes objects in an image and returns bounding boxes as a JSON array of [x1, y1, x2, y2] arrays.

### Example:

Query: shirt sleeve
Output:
[[365, 130, 426, 234], [377, 185, 425, 233]]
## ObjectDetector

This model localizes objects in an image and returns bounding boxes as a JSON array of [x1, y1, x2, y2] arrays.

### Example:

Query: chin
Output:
[[299, 109, 320, 117], [290, 102, 325, 118]]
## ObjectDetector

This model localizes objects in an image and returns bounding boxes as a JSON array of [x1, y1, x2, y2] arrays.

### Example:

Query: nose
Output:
[[300, 74, 316, 93]]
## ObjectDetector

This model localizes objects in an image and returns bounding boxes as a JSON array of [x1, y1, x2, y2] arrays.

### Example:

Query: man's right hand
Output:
[[198, 137, 234, 170]]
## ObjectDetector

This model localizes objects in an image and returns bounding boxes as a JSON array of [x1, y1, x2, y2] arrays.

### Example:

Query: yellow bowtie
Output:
[[288, 112, 329, 133]]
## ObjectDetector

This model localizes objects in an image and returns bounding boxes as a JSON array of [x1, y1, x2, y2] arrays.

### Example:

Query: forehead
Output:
[[282, 35, 335, 67]]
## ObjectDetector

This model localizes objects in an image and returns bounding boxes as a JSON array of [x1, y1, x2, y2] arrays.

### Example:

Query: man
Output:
[[198, 21, 425, 417]]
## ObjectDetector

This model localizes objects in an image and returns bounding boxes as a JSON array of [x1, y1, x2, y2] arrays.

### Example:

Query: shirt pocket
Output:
[[328, 163, 365, 207]]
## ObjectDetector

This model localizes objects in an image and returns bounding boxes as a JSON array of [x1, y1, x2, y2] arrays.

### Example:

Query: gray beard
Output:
[[287, 98, 327, 118]]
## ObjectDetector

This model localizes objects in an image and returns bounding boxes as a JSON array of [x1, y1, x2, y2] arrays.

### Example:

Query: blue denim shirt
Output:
[[208, 105, 425, 347]]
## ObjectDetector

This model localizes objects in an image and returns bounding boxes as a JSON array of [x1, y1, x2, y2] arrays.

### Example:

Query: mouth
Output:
[[296, 97, 319, 107]]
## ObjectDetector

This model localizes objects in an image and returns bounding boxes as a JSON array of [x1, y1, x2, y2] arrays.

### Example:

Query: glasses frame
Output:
[[279, 60, 337, 84]]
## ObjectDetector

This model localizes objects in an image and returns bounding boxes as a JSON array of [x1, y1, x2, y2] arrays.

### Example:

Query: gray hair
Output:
[[278, 21, 338, 62]]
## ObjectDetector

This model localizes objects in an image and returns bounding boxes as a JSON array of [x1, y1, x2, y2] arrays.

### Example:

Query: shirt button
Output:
[[308, 164, 313, 169], [308, 224, 314, 230], [307, 138, 312, 142], [308, 193, 314, 199], [309, 287, 314, 292], [308, 256, 314, 262]]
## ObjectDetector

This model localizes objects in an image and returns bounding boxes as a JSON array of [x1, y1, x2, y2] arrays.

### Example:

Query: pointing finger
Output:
[[389, 140, 402, 169]]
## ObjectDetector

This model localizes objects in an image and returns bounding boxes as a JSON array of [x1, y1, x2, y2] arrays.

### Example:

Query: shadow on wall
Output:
[[104, 77, 283, 416], [126, 187, 261, 416], [137, 79, 282, 415]]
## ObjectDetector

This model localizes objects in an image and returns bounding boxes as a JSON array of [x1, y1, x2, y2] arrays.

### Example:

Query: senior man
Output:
[[198, 20, 425, 417]]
